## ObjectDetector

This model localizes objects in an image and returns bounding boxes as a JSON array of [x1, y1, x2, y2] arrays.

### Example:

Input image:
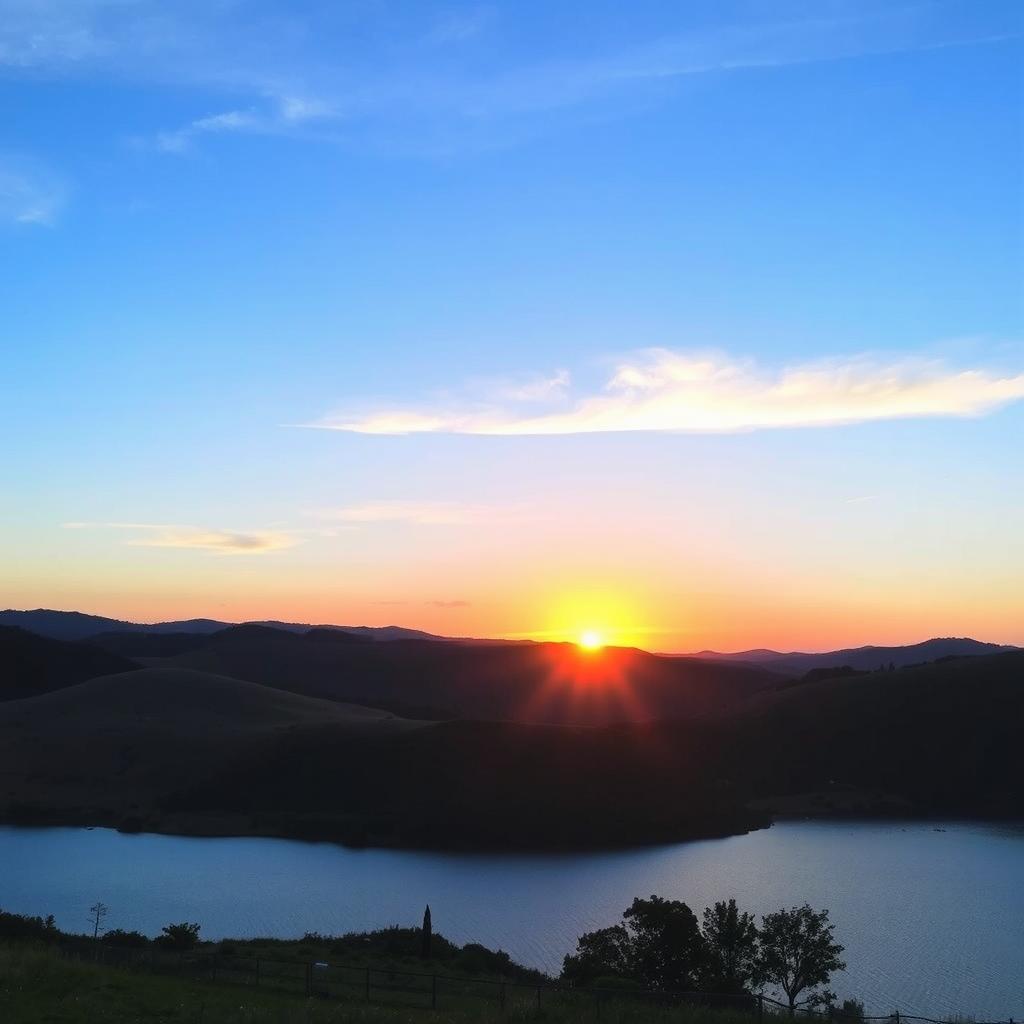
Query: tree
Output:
[[623, 896, 705, 991], [562, 895, 705, 991], [757, 904, 845, 1014], [88, 902, 108, 940], [157, 922, 201, 950], [701, 898, 759, 994], [420, 905, 432, 959], [561, 924, 632, 985]]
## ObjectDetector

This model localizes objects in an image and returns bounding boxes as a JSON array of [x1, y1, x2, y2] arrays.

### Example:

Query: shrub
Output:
[[155, 922, 201, 950]]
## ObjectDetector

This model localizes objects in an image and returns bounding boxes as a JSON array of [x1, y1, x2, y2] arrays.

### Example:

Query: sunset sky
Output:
[[2, 0, 1022, 651]]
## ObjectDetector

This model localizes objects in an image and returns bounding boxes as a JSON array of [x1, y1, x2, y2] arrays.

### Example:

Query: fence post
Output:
[[431, 973, 437, 1010], [500, 982, 506, 1012], [536, 985, 541, 1011], [255, 959, 260, 987], [759, 994, 764, 1024], [365, 966, 371, 1002], [304, 962, 312, 997]]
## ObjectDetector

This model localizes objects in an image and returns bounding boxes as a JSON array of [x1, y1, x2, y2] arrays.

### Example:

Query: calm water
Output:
[[2, 821, 1022, 1017]]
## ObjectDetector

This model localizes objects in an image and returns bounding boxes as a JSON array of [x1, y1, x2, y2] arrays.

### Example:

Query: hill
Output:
[[147, 626, 776, 725], [1, 650, 1020, 850], [0, 626, 138, 700], [691, 637, 1018, 675], [0, 608, 445, 643], [727, 650, 1024, 816], [0, 666, 758, 848]]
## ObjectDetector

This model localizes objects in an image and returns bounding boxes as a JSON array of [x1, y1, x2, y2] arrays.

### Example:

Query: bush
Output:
[[838, 998, 866, 1021], [155, 922, 201, 950], [102, 929, 150, 949]]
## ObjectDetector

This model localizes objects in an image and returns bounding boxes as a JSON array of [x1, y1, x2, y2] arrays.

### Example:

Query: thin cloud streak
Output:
[[311, 350, 1024, 436], [62, 522, 298, 554], [2, 2, 1017, 156], [0, 155, 66, 225], [307, 501, 524, 526]]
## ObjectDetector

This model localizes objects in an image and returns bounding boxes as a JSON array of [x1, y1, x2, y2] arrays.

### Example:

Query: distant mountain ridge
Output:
[[689, 637, 1019, 675], [0, 608, 444, 644]]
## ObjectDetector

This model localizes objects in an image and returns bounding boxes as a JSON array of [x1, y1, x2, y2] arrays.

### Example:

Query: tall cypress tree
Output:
[[421, 905, 432, 959]]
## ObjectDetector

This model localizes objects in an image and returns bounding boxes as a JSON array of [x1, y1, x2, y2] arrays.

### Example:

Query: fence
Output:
[[60, 942, 1020, 1024]]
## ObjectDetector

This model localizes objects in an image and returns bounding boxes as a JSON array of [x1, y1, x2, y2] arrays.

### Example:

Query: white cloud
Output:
[[63, 521, 298, 554], [0, 156, 65, 225], [495, 370, 571, 403], [309, 348, 1024, 436]]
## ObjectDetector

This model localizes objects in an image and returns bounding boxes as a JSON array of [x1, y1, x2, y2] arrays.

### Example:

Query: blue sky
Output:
[[1, 1, 1022, 648]]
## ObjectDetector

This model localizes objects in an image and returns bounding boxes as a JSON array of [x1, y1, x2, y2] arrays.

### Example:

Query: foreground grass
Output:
[[0, 944, 762, 1024]]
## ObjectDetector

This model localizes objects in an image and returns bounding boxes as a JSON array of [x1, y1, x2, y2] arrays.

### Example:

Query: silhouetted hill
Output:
[[692, 637, 1018, 675], [88, 631, 213, 658], [155, 627, 776, 725], [0, 626, 139, 700], [727, 650, 1024, 815], [0, 609, 230, 642], [0, 608, 445, 643], [0, 652, 1019, 849], [0, 667, 758, 848]]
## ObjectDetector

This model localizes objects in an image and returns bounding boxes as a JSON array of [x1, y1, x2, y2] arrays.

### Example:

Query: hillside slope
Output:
[[0, 626, 138, 700], [694, 637, 1018, 675], [152, 626, 776, 725]]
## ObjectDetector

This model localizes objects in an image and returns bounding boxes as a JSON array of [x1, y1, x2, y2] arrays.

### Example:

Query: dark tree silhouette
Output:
[[88, 901, 108, 940], [561, 924, 632, 985], [700, 898, 759, 994], [157, 922, 201, 950], [420, 905, 432, 959], [624, 895, 705, 991], [757, 904, 845, 1014]]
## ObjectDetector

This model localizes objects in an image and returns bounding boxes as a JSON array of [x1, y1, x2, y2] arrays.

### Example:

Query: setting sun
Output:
[[578, 629, 604, 651]]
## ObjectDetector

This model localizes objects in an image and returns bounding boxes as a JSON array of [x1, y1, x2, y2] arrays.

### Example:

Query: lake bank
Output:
[[2, 821, 1021, 1016]]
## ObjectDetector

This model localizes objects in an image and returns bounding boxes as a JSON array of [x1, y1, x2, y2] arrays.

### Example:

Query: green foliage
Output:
[[700, 899, 759, 994], [757, 904, 845, 1012], [157, 921, 201, 950]]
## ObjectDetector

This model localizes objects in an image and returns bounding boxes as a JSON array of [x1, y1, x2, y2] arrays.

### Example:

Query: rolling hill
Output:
[[0, 608, 443, 643], [1, 649, 1019, 850], [143, 624, 777, 725], [0, 666, 758, 848], [0, 625, 139, 700], [691, 637, 1018, 674]]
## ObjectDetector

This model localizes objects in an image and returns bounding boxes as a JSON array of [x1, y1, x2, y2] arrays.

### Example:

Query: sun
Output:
[[578, 629, 605, 651]]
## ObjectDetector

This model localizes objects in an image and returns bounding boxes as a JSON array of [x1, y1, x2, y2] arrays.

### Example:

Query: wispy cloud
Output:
[[63, 521, 298, 554], [309, 349, 1024, 436], [307, 501, 518, 526], [427, 599, 471, 608], [2, 2, 1017, 156], [0, 155, 66, 225], [152, 95, 337, 152]]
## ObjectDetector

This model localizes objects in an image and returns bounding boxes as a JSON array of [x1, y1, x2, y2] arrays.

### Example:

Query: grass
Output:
[[0, 943, 764, 1024]]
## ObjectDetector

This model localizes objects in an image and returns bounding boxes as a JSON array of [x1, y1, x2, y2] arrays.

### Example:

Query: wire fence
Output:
[[56, 942, 1020, 1024]]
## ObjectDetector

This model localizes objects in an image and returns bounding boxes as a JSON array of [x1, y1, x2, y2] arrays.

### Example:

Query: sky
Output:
[[1, 0, 1022, 652]]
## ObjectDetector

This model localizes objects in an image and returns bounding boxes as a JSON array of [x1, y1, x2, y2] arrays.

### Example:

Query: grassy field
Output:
[[0, 943, 766, 1024]]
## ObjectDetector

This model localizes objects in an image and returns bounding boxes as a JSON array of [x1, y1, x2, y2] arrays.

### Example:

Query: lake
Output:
[[2, 820, 1021, 1017]]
